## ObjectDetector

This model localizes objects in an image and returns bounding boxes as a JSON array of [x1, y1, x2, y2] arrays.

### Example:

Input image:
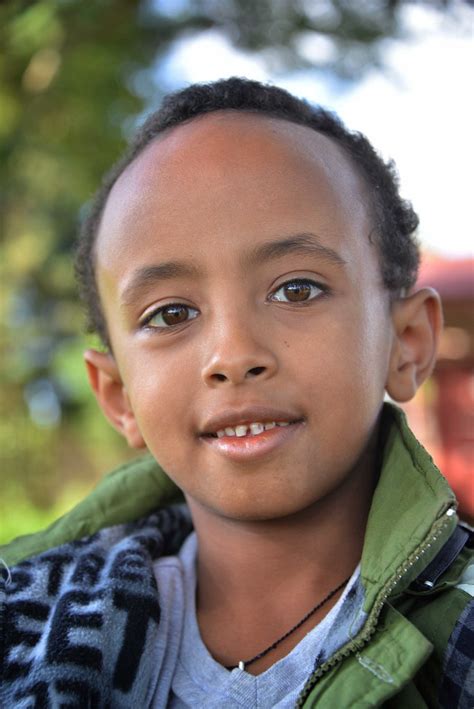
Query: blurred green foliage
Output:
[[0, 0, 464, 545], [1, 0, 161, 544]]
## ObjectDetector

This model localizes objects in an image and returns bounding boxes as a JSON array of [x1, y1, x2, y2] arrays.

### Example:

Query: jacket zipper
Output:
[[294, 505, 456, 708]]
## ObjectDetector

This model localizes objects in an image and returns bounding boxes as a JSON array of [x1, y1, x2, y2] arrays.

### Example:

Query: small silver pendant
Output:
[[238, 661, 245, 671]]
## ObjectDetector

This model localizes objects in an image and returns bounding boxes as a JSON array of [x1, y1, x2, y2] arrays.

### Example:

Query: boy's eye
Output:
[[270, 279, 325, 303], [143, 303, 199, 329]]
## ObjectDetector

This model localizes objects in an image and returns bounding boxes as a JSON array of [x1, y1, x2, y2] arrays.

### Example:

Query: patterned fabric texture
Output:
[[1, 503, 473, 708], [439, 599, 474, 709], [0, 504, 193, 708]]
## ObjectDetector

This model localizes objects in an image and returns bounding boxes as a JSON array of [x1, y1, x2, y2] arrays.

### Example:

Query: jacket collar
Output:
[[361, 403, 457, 611]]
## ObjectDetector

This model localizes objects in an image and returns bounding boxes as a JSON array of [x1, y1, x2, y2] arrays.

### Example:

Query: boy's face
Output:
[[94, 113, 396, 521]]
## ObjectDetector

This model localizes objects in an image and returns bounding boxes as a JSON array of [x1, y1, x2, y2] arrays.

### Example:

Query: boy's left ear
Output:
[[386, 288, 443, 403]]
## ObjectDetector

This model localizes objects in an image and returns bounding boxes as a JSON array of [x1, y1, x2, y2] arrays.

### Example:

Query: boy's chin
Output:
[[185, 490, 328, 525]]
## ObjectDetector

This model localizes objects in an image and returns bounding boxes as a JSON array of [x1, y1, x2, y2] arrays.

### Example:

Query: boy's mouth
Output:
[[199, 406, 305, 461], [204, 420, 301, 439], [200, 405, 304, 439]]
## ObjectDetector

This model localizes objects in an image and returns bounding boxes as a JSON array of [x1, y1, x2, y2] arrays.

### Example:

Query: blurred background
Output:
[[1, 0, 473, 545]]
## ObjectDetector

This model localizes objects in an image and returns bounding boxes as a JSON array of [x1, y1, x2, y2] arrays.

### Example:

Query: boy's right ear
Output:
[[83, 349, 146, 449]]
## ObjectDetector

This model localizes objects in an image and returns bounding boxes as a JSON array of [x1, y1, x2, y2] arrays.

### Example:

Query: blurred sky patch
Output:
[[158, 2, 473, 258]]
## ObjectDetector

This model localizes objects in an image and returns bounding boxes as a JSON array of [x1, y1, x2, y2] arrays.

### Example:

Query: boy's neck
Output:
[[190, 461, 374, 602]]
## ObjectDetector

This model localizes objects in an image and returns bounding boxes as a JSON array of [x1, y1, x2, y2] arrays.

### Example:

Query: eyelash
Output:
[[269, 278, 327, 304], [141, 303, 199, 331], [140, 278, 327, 331]]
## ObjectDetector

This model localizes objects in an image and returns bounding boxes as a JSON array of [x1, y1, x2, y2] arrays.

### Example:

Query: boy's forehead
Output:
[[97, 112, 370, 255], [113, 111, 362, 202]]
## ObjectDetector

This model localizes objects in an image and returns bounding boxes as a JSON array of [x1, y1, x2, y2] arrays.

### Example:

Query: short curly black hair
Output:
[[75, 77, 420, 347]]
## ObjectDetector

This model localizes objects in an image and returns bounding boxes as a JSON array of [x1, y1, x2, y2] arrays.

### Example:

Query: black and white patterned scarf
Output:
[[0, 504, 193, 708]]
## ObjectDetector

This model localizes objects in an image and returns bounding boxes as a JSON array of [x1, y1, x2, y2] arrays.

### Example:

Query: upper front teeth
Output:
[[215, 421, 290, 438]]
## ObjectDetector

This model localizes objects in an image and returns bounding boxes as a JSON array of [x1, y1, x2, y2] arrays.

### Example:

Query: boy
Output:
[[1, 78, 472, 708]]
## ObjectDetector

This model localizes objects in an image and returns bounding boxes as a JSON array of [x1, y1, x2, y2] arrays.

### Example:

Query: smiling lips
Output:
[[200, 408, 305, 461]]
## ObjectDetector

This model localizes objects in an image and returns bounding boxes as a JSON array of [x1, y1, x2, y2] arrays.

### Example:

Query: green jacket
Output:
[[1, 404, 472, 707]]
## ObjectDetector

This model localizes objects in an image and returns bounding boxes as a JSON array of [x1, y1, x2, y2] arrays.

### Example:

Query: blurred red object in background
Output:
[[401, 255, 473, 524]]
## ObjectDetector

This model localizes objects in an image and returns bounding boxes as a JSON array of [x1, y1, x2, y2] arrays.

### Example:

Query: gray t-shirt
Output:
[[151, 533, 366, 708]]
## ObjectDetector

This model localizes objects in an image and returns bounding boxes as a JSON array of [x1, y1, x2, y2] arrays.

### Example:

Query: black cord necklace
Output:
[[226, 575, 351, 672]]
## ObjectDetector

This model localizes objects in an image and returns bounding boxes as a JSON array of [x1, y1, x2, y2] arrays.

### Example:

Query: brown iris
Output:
[[161, 304, 189, 326], [283, 282, 312, 302]]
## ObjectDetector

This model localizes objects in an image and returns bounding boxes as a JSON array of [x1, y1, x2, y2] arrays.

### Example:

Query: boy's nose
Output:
[[201, 323, 278, 387]]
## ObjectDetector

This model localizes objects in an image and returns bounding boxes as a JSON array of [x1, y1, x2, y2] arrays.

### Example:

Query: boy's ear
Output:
[[83, 349, 146, 449], [386, 288, 443, 403]]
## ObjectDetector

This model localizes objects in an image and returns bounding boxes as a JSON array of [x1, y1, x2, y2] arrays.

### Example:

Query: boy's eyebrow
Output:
[[120, 233, 345, 307], [120, 262, 200, 307], [245, 233, 346, 268]]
